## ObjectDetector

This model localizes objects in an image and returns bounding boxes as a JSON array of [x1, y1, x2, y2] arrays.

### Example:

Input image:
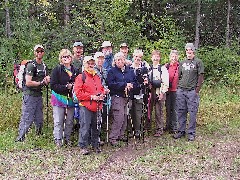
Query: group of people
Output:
[[15, 41, 204, 155]]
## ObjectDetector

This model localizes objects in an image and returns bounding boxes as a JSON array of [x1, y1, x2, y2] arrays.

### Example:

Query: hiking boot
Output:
[[55, 139, 63, 148], [36, 127, 43, 136], [117, 137, 128, 142], [15, 136, 25, 142], [64, 140, 73, 147], [99, 141, 105, 146], [110, 141, 119, 147], [94, 147, 102, 154], [135, 132, 140, 138], [173, 132, 185, 139], [188, 134, 195, 141], [81, 148, 89, 155], [153, 132, 163, 137], [153, 130, 163, 137]]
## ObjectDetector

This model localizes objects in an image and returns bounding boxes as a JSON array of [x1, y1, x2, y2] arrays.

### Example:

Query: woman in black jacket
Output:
[[50, 49, 78, 147]]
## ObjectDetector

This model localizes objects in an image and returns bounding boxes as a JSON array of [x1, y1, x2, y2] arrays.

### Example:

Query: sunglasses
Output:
[[87, 62, 95, 65], [36, 50, 44, 53], [62, 55, 71, 59]]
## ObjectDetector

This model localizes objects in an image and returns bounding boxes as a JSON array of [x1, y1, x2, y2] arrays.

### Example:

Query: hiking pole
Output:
[[96, 98, 102, 147], [106, 93, 110, 146], [125, 89, 129, 147], [130, 102, 137, 149], [46, 85, 49, 129]]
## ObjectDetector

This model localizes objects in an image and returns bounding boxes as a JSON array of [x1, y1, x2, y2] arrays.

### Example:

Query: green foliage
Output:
[[197, 44, 240, 88]]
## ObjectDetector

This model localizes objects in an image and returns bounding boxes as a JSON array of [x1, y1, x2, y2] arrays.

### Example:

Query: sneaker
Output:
[[188, 134, 195, 141], [81, 148, 90, 155], [173, 132, 185, 139]]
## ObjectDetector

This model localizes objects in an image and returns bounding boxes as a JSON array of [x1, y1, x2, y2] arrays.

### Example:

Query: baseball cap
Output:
[[34, 44, 44, 51], [94, 52, 104, 60], [120, 43, 128, 48], [83, 56, 95, 64], [101, 41, 112, 48], [73, 41, 84, 47]]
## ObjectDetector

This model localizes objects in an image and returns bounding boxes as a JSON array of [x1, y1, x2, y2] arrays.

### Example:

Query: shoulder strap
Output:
[[82, 71, 86, 84]]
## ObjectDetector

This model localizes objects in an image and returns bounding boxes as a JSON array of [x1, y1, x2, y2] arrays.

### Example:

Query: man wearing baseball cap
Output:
[[72, 41, 84, 74], [174, 43, 204, 141], [16, 44, 50, 142], [101, 41, 114, 72], [72, 41, 84, 134], [120, 43, 132, 65]]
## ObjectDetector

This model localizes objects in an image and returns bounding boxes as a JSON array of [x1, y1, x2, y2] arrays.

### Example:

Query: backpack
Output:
[[14, 60, 46, 90], [72, 71, 86, 103], [150, 64, 162, 88], [14, 60, 30, 89]]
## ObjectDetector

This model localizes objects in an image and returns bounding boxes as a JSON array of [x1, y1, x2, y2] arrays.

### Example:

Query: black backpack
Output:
[[150, 64, 162, 88]]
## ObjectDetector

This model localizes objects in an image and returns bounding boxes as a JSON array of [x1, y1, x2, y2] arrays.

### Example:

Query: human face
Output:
[[73, 46, 84, 58], [120, 47, 129, 57], [133, 54, 142, 67], [115, 56, 125, 69], [96, 56, 104, 67], [102, 46, 112, 56], [186, 48, 195, 60], [170, 53, 178, 64], [61, 54, 72, 66], [34, 48, 44, 60], [151, 54, 160, 64], [86, 60, 95, 71]]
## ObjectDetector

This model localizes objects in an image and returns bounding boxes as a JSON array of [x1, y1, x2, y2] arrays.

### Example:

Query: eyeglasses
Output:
[[62, 55, 71, 59], [36, 50, 44, 53]]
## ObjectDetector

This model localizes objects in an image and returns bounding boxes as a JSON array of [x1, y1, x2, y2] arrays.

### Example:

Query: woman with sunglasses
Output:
[[50, 49, 78, 147]]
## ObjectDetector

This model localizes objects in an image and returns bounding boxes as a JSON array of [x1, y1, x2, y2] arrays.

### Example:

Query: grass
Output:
[[0, 85, 239, 179]]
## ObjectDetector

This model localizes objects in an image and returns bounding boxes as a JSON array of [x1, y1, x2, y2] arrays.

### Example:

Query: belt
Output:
[[179, 87, 195, 91]]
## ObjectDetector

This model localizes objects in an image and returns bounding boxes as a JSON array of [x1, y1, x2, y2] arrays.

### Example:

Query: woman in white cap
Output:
[[74, 56, 105, 155]]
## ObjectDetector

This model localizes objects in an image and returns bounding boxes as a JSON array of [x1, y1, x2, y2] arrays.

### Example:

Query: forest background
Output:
[[0, 0, 240, 89], [0, 1, 240, 179]]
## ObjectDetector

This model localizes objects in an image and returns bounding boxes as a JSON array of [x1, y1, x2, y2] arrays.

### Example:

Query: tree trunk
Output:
[[195, 0, 201, 49], [5, 0, 11, 38], [64, 0, 70, 26], [226, 0, 231, 47]]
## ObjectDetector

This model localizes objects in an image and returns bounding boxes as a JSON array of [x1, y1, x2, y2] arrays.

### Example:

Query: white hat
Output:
[[120, 43, 128, 48], [101, 41, 112, 48], [83, 56, 95, 64], [94, 52, 104, 60], [34, 44, 44, 51], [73, 41, 84, 47]]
